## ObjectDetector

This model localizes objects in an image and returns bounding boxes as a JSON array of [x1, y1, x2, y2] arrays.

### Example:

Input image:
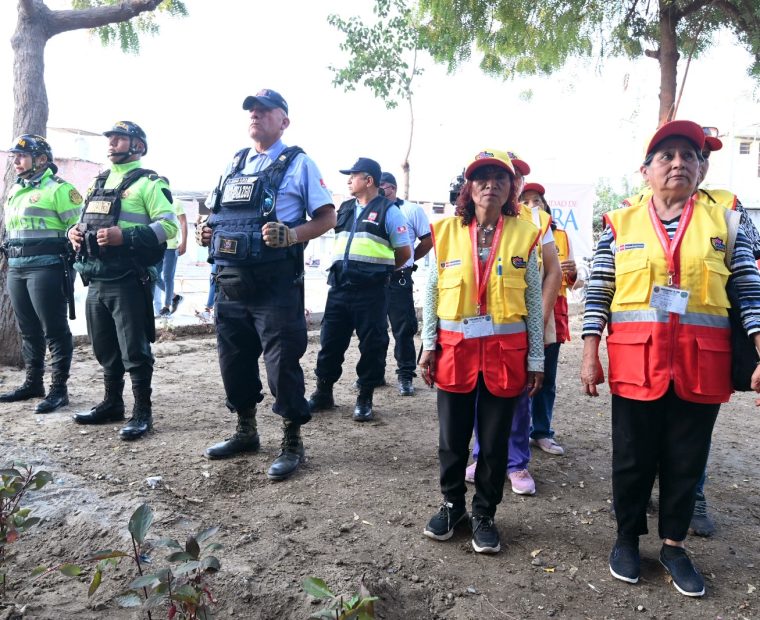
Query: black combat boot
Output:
[[267, 420, 304, 481], [353, 387, 374, 422], [204, 408, 260, 459], [0, 368, 45, 402], [307, 378, 335, 412], [119, 383, 153, 441], [35, 374, 69, 413], [73, 378, 125, 424]]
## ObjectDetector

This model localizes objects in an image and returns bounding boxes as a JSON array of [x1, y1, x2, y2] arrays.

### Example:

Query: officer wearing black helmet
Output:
[[68, 121, 178, 440], [197, 88, 336, 481], [1, 135, 82, 412]]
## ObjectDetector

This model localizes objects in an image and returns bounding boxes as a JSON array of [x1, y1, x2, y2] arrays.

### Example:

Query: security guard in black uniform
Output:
[[308, 158, 411, 422], [1, 135, 81, 412], [68, 121, 177, 440], [197, 88, 335, 481]]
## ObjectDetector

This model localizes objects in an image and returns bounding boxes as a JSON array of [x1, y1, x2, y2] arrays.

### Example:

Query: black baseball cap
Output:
[[340, 157, 382, 185], [380, 172, 397, 187], [242, 89, 288, 115]]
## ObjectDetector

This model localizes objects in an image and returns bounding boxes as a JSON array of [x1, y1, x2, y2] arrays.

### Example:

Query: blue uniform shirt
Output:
[[354, 200, 410, 249], [222, 139, 333, 222]]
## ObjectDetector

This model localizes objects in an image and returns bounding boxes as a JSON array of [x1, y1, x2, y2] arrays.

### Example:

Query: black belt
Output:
[[3, 244, 66, 258]]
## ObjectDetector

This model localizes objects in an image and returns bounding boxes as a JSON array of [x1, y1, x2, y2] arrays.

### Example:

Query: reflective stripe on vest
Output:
[[604, 201, 732, 404], [331, 197, 396, 267], [7, 229, 66, 239]]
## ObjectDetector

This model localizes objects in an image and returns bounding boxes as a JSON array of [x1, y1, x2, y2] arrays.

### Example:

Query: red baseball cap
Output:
[[505, 150, 530, 176], [522, 182, 545, 196], [645, 120, 705, 158]]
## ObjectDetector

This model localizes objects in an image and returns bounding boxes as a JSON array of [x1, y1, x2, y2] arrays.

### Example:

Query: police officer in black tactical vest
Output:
[[197, 88, 335, 481], [68, 121, 178, 440]]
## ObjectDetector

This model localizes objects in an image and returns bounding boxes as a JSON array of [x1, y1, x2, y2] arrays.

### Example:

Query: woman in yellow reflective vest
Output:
[[419, 148, 544, 554], [581, 120, 760, 597]]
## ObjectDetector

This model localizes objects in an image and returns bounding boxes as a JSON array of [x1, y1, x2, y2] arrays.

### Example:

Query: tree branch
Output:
[[46, 0, 164, 37], [644, 48, 660, 58], [18, 0, 38, 19], [674, 0, 715, 20]]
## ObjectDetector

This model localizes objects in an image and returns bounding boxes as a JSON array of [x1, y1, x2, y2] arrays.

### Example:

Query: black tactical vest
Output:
[[208, 146, 305, 267]]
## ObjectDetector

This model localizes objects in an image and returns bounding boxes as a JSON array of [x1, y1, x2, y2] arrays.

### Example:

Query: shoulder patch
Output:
[[69, 188, 83, 205], [161, 188, 174, 204]]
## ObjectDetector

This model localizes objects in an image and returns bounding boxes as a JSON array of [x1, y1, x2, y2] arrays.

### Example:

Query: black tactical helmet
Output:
[[9, 134, 54, 162], [103, 121, 148, 155]]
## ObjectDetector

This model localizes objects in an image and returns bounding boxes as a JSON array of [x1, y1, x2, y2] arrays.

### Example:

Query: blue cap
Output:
[[242, 89, 288, 115], [339, 157, 382, 186], [380, 172, 397, 187]]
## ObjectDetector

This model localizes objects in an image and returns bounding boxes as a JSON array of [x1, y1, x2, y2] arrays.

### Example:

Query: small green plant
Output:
[[303, 575, 378, 620], [0, 463, 52, 597], [39, 503, 222, 619]]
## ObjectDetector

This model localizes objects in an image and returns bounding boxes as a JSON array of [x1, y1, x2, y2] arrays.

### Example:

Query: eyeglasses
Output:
[[702, 126, 719, 137]]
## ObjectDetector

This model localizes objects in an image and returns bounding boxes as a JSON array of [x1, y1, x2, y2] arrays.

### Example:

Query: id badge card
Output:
[[462, 315, 495, 339], [650, 285, 689, 315]]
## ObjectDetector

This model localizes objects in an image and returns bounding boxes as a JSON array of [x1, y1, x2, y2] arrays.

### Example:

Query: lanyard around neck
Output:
[[469, 215, 504, 315], [647, 196, 694, 286]]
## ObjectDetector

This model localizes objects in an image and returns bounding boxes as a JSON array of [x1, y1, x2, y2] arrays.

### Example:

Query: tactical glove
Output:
[[264, 222, 298, 248]]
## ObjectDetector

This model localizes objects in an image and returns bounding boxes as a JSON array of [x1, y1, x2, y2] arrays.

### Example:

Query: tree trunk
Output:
[[0, 8, 51, 366], [657, 0, 680, 127]]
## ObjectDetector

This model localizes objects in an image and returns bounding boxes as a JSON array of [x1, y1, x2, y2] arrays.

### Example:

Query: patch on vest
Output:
[[222, 178, 256, 203], [69, 189, 83, 205], [29, 192, 41, 203], [710, 236, 726, 252], [618, 243, 646, 252], [511, 256, 527, 269], [219, 238, 239, 254], [367, 212, 377, 222], [440, 259, 461, 269], [86, 201, 112, 214]]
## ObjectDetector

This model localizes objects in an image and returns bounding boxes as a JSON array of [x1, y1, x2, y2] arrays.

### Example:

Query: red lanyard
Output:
[[647, 196, 694, 287], [469, 215, 504, 315]]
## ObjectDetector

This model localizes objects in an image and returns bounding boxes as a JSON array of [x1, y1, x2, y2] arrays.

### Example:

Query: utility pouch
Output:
[[216, 267, 257, 301]]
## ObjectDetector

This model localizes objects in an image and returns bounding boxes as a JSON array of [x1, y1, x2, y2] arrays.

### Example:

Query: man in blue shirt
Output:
[[198, 88, 336, 481], [378, 172, 433, 396], [308, 158, 411, 422]]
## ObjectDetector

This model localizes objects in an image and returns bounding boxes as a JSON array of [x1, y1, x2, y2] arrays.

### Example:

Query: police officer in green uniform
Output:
[[0, 135, 81, 412], [67, 121, 177, 440]]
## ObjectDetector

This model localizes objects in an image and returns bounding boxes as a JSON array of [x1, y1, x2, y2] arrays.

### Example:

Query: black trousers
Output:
[[386, 268, 418, 380], [315, 283, 389, 388], [612, 385, 718, 542], [438, 375, 517, 518], [215, 274, 310, 425], [7, 264, 73, 377], [86, 277, 154, 384]]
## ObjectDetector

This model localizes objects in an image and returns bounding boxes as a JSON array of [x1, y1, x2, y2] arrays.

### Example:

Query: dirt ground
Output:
[[1, 309, 759, 620]]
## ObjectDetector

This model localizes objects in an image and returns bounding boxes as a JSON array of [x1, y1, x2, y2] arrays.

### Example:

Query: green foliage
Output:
[[417, 0, 760, 82], [70, 0, 188, 53], [38, 504, 221, 620], [0, 463, 52, 597], [593, 177, 640, 234], [304, 576, 379, 620], [328, 0, 422, 109]]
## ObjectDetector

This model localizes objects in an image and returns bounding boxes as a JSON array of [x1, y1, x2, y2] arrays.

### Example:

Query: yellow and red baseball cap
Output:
[[645, 120, 705, 158], [464, 148, 515, 180], [522, 182, 545, 196], [505, 150, 530, 176], [702, 126, 722, 152]]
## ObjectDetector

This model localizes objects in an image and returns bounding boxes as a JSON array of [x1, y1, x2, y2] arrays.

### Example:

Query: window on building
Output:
[[740, 142, 751, 155], [432, 204, 446, 214]]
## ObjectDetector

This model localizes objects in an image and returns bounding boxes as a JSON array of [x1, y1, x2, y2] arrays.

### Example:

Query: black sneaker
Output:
[[423, 502, 468, 541], [171, 294, 184, 314], [689, 493, 716, 537], [609, 540, 640, 584], [659, 545, 705, 597], [471, 515, 500, 554]]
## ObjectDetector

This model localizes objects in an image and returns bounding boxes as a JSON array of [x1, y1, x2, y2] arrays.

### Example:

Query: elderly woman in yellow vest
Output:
[[419, 149, 544, 554], [581, 120, 760, 597]]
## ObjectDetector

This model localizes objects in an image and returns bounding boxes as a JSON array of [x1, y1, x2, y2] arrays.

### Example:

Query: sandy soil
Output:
[[0, 310, 759, 620]]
